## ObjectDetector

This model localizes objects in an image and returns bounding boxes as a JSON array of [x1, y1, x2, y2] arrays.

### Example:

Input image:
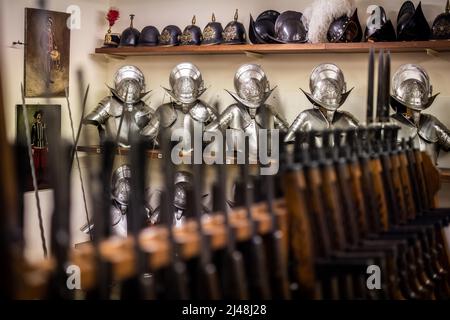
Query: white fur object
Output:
[[303, 0, 355, 43]]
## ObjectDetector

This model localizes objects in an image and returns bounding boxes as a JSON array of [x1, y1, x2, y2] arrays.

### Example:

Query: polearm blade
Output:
[[70, 84, 90, 166], [376, 49, 384, 123], [366, 48, 375, 124], [114, 86, 130, 147], [383, 51, 391, 122], [20, 83, 47, 258], [64, 86, 92, 241]]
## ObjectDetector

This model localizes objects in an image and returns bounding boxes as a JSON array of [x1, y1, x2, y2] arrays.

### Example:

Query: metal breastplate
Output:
[[161, 101, 214, 151], [102, 99, 153, 147], [391, 113, 440, 164], [286, 108, 358, 145], [226, 104, 276, 158]]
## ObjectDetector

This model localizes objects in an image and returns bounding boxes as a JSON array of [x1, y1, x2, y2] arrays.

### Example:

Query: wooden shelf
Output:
[[77, 145, 162, 158], [94, 40, 450, 57], [440, 168, 450, 183]]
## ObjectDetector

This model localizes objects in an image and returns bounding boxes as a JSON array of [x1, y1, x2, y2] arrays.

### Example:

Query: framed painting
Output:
[[16, 104, 61, 191], [24, 8, 71, 98]]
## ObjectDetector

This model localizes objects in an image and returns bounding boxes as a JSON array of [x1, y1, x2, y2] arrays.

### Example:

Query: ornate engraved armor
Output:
[[142, 63, 217, 150], [390, 64, 449, 164], [285, 63, 359, 144], [83, 65, 153, 148], [205, 64, 288, 158]]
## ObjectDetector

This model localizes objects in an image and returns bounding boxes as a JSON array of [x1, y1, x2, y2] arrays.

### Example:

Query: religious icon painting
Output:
[[24, 8, 71, 97], [16, 104, 61, 191]]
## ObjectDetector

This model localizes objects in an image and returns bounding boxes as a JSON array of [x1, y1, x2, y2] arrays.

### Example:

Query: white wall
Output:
[[0, 0, 109, 261], [1, 0, 450, 261]]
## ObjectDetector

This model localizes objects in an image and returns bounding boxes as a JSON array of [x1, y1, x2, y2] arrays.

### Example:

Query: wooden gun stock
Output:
[[283, 171, 317, 298], [369, 159, 390, 231]]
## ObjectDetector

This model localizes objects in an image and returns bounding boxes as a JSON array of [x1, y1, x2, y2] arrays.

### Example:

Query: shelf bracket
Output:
[[426, 48, 439, 57], [90, 53, 126, 62], [244, 51, 263, 59]]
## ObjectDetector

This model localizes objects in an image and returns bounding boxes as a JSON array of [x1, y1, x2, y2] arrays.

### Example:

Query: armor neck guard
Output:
[[226, 87, 275, 109], [163, 87, 207, 105], [108, 85, 151, 104], [301, 87, 353, 111]]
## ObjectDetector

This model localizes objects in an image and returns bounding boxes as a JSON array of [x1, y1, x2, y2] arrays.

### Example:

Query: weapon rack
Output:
[[94, 40, 450, 58]]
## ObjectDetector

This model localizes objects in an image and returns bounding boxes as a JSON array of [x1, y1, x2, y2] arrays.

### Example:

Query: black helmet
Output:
[[364, 6, 396, 42], [432, 0, 450, 39], [327, 9, 362, 43], [181, 15, 202, 45], [396, 1, 430, 41], [249, 10, 280, 44], [138, 26, 160, 46], [202, 13, 224, 45], [159, 25, 182, 46], [272, 11, 307, 43], [119, 14, 140, 47], [223, 9, 246, 44]]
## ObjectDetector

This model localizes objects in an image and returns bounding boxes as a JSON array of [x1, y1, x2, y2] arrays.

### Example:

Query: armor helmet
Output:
[[390, 64, 439, 111], [272, 11, 307, 43], [164, 62, 205, 104], [227, 64, 274, 109], [111, 165, 132, 206], [202, 13, 224, 45], [181, 15, 202, 45], [223, 9, 247, 44], [173, 171, 193, 211], [159, 25, 182, 46], [119, 14, 140, 47], [249, 10, 280, 44], [138, 26, 160, 46], [364, 6, 396, 42], [327, 9, 363, 43], [302, 63, 352, 111], [396, 1, 431, 41], [111, 65, 146, 104], [432, 0, 450, 39]]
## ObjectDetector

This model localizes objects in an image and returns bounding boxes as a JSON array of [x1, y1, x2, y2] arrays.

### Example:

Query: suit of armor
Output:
[[145, 171, 211, 226], [205, 64, 288, 158], [390, 64, 449, 164], [81, 165, 131, 238], [142, 63, 217, 150], [84, 65, 153, 148], [285, 63, 359, 144]]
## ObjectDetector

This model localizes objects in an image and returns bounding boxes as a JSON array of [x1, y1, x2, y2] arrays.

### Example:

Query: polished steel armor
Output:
[[206, 64, 288, 157], [84, 65, 153, 148], [391, 64, 438, 111], [146, 171, 210, 226], [81, 165, 131, 238], [142, 63, 217, 149], [285, 63, 358, 143], [390, 64, 449, 164]]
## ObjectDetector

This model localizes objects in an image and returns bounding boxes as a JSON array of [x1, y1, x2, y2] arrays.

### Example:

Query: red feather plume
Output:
[[106, 8, 120, 27]]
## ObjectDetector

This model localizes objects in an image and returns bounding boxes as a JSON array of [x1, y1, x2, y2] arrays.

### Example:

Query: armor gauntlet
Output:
[[140, 115, 160, 141], [205, 108, 234, 132], [273, 112, 289, 132], [435, 118, 450, 151], [284, 114, 305, 142]]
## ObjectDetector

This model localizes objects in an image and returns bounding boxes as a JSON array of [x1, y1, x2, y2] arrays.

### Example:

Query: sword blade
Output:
[[20, 83, 47, 258], [366, 48, 374, 124], [376, 49, 384, 123]]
